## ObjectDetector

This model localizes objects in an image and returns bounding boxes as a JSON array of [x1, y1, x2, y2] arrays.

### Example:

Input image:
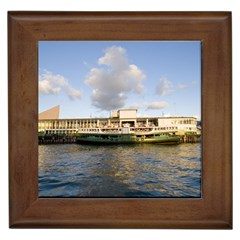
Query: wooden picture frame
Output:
[[8, 11, 232, 229]]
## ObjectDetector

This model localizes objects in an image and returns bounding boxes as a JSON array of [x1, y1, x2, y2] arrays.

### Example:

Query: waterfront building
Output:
[[38, 107, 199, 136], [39, 105, 60, 120]]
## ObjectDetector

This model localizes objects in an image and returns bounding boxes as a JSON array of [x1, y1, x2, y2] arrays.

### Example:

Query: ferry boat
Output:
[[76, 124, 180, 144]]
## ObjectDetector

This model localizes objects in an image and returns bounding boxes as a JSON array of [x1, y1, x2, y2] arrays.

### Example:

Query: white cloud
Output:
[[178, 83, 188, 90], [65, 86, 82, 100], [128, 103, 146, 109], [39, 70, 81, 101], [98, 46, 128, 69], [147, 101, 168, 109], [39, 79, 61, 95], [155, 77, 174, 96], [129, 101, 168, 110], [85, 46, 146, 111], [91, 89, 127, 110]]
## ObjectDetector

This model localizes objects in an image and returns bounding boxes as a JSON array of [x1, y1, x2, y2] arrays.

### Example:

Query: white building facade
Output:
[[38, 109, 199, 135]]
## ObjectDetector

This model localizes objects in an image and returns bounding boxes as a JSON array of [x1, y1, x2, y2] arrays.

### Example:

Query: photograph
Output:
[[38, 41, 202, 198], [7, 10, 232, 230]]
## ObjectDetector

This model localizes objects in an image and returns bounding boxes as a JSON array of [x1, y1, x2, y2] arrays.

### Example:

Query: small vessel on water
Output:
[[76, 124, 180, 144]]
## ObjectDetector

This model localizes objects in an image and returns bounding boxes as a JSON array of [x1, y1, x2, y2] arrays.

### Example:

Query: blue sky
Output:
[[39, 41, 201, 119]]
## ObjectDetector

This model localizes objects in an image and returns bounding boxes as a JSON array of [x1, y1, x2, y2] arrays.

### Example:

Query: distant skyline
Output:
[[39, 41, 201, 119]]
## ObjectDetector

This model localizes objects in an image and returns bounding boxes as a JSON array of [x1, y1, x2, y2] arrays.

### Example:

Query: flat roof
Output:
[[39, 116, 197, 121]]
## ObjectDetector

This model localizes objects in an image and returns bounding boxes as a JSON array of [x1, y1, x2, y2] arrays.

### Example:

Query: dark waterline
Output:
[[38, 143, 201, 198]]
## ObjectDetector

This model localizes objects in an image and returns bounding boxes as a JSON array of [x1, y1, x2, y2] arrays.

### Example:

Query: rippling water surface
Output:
[[38, 143, 201, 197]]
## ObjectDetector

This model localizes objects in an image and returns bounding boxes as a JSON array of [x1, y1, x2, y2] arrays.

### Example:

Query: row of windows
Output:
[[39, 119, 196, 129], [77, 126, 180, 133], [45, 130, 77, 134], [171, 119, 196, 124]]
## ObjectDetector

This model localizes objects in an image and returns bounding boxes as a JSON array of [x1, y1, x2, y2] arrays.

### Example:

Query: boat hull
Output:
[[76, 133, 180, 145]]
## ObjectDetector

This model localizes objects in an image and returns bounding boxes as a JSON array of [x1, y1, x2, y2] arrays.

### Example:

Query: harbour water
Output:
[[38, 143, 201, 198]]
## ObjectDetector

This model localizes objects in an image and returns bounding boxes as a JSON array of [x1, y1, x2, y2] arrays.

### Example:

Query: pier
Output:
[[38, 108, 201, 144], [38, 134, 77, 144], [178, 134, 201, 143]]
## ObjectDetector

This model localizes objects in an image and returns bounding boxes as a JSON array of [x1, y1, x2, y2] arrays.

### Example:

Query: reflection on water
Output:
[[38, 143, 201, 197]]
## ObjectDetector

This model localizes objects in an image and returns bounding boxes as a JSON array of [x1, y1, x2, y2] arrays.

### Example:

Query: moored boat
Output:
[[76, 125, 180, 144]]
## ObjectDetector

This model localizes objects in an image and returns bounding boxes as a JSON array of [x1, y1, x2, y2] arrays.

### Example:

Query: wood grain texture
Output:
[[8, 12, 232, 229]]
